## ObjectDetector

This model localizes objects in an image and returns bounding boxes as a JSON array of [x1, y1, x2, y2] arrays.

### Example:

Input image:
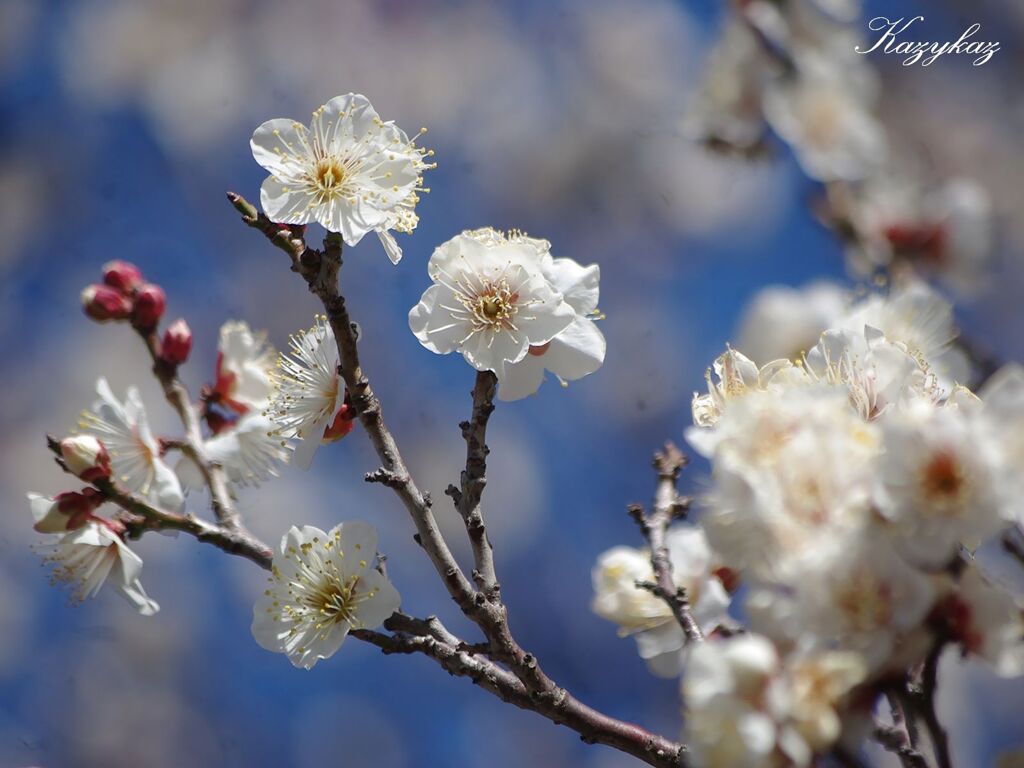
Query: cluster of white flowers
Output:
[[689, 0, 994, 289], [591, 278, 1023, 765], [675, 282, 1022, 765]]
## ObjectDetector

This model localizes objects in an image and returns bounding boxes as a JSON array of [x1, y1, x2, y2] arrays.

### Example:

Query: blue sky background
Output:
[[1, 1, 1022, 766]]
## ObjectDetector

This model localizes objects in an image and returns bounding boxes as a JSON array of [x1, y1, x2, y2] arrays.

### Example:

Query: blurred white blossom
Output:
[[591, 524, 730, 677], [80, 378, 185, 511], [736, 282, 848, 364]]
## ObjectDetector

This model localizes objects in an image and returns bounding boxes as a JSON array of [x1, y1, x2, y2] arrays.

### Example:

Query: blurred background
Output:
[[2, 0, 1024, 766]]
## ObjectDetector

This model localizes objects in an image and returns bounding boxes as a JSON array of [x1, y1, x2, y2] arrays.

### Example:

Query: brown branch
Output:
[[872, 693, 930, 768], [230, 192, 687, 768], [46, 435, 273, 568], [138, 330, 242, 530], [907, 645, 954, 768], [448, 370, 499, 594], [630, 443, 703, 643]]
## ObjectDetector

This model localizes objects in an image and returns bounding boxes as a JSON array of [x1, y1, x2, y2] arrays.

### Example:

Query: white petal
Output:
[[543, 258, 600, 315], [544, 317, 606, 381], [250, 117, 309, 175], [260, 176, 315, 225], [497, 354, 547, 401], [377, 229, 403, 265], [355, 569, 402, 629], [409, 284, 470, 355]]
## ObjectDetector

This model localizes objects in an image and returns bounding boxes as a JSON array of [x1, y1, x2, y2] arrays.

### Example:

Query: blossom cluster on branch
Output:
[[22, 3, 1024, 762]]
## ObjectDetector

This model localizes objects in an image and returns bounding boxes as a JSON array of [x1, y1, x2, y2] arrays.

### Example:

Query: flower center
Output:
[[920, 450, 967, 510], [306, 574, 362, 626], [466, 281, 518, 330], [835, 570, 892, 633], [314, 158, 346, 192]]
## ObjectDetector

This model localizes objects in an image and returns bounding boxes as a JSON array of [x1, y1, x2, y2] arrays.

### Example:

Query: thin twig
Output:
[[450, 370, 499, 595], [46, 435, 273, 568], [631, 442, 703, 643], [139, 330, 242, 530], [871, 693, 930, 768], [917, 645, 954, 768]]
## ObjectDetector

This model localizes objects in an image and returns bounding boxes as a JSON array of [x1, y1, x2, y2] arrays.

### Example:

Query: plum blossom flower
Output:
[[33, 513, 159, 616], [691, 348, 807, 428], [178, 320, 288, 489], [839, 281, 968, 387], [849, 175, 993, 294], [759, 531, 935, 670], [591, 524, 731, 677], [252, 521, 400, 670], [763, 51, 886, 182], [874, 401, 1006, 568], [688, 387, 879, 581], [682, 635, 866, 768], [736, 281, 848, 365], [79, 378, 184, 511], [935, 566, 1024, 677], [267, 316, 350, 470], [803, 326, 934, 420], [683, 635, 781, 768], [408, 229, 576, 379], [29, 490, 101, 534], [209, 320, 276, 420], [251, 93, 434, 264], [498, 238, 606, 401]]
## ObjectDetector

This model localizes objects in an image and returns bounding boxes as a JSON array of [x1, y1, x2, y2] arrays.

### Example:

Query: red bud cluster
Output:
[[80, 261, 167, 331]]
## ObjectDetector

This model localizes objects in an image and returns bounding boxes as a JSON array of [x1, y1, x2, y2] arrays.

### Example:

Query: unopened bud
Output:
[[132, 283, 166, 330], [81, 284, 133, 322], [101, 260, 143, 293], [160, 319, 193, 366], [60, 435, 112, 482]]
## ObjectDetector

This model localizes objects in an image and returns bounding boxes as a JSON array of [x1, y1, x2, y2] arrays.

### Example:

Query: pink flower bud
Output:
[[132, 283, 166, 330], [81, 284, 133, 322], [160, 319, 193, 366], [101, 260, 144, 293], [60, 435, 112, 482]]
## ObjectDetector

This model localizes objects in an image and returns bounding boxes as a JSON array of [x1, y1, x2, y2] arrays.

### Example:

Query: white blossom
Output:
[[267, 316, 348, 470], [839, 281, 968, 387], [178, 413, 287, 490], [498, 240, 606, 401], [736, 281, 848, 365], [34, 515, 159, 616], [79, 378, 185, 511], [408, 229, 576, 379], [591, 524, 731, 677], [849, 175, 993, 294], [683, 635, 780, 768], [940, 566, 1024, 677], [686, 19, 769, 152], [682, 635, 866, 768], [763, 51, 885, 182], [252, 522, 400, 670], [804, 326, 935, 420], [251, 93, 433, 264], [874, 401, 1006, 568], [212, 320, 276, 415], [691, 348, 808, 429], [757, 531, 935, 670], [975, 365, 1024, 511], [688, 387, 879, 582]]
